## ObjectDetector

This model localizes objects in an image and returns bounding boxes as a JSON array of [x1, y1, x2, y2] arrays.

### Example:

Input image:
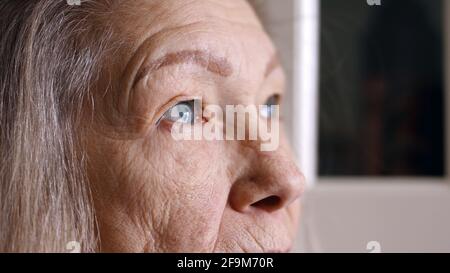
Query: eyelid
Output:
[[154, 95, 191, 125], [155, 96, 202, 125]]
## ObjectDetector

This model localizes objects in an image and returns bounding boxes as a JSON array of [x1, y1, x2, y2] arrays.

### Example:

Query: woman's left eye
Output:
[[260, 94, 280, 118], [161, 100, 197, 125]]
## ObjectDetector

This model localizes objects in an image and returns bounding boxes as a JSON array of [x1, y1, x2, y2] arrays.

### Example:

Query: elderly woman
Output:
[[0, 0, 304, 252]]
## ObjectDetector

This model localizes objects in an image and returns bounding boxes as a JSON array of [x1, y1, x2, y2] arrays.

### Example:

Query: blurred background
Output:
[[252, 0, 450, 252]]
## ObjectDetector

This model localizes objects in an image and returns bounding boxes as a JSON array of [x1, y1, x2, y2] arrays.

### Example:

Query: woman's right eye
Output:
[[160, 100, 196, 125]]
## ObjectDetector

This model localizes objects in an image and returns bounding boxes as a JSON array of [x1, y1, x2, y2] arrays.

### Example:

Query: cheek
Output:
[[128, 131, 231, 251]]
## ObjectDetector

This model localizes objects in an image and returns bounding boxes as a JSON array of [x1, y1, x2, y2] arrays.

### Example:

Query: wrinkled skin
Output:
[[86, 0, 305, 252]]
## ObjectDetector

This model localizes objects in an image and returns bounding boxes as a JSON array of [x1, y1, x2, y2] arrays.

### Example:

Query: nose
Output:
[[228, 148, 305, 213]]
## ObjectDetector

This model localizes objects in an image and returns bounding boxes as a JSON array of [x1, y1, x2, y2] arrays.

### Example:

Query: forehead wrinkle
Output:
[[134, 49, 233, 87]]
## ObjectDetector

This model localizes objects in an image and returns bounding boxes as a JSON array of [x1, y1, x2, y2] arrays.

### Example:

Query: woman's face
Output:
[[88, 0, 304, 252]]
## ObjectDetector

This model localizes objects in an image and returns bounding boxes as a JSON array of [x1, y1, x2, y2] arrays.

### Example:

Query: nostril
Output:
[[250, 195, 282, 212]]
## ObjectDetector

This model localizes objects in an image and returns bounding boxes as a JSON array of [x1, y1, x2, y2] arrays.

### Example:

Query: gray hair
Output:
[[0, 0, 116, 252]]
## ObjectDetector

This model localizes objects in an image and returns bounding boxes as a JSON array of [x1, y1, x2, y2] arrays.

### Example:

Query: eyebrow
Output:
[[133, 49, 280, 86]]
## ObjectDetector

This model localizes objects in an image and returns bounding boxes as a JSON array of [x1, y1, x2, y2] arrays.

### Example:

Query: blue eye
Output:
[[260, 95, 280, 118], [162, 100, 196, 124]]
